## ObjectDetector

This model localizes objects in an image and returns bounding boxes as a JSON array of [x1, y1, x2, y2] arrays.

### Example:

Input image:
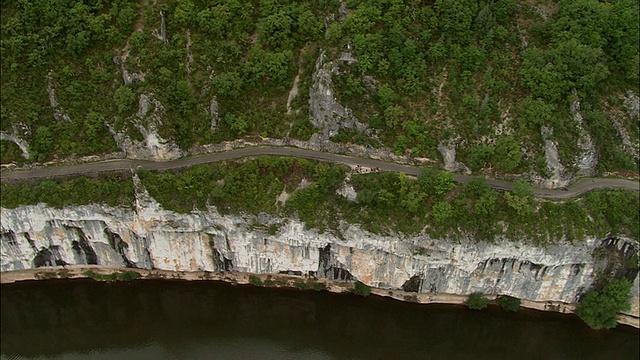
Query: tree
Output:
[[224, 113, 248, 136], [494, 136, 522, 173], [353, 281, 371, 296], [576, 278, 632, 329], [466, 292, 489, 310], [497, 295, 521, 311], [468, 145, 495, 171], [431, 201, 453, 224], [518, 96, 556, 129], [113, 86, 136, 114], [504, 180, 533, 217], [475, 190, 498, 216]]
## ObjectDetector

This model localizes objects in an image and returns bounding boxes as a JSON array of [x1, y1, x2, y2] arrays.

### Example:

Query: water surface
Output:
[[1, 279, 638, 359]]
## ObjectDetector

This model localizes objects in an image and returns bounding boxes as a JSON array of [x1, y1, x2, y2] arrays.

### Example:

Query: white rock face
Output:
[[106, 94, 183, 161], [539, 126, 570, 188], [437, 140, 471, 174], [46, 71, 73, 123], [1, 188, 638, 317], [0, 131, 30, 159], [570, 90, 598, 176], [308, 50, 368, 138]]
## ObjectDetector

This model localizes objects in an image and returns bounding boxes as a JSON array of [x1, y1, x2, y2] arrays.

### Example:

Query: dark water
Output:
[[1, 280, 638, 360]]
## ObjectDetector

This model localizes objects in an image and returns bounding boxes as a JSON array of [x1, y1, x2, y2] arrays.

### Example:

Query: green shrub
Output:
[[497, 295, 521, 312], [313, 282, 326, 291], [83, 270, 141, 282], [353, 281, 371, 297], [249, 275, 263, 286], [466, 292, 489, 310], [117, 271, 142, 281], [576, 278, 633, 329]]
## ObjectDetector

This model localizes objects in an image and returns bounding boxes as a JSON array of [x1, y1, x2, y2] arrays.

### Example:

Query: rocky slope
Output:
[[1, 177, 638, 318]]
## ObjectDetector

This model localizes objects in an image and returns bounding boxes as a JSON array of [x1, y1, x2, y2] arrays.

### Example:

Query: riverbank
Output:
[[2, 265, 638, 329]]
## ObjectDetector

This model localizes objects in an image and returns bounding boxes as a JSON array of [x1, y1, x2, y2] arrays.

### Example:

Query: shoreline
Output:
[[2, 265, 638, 329]]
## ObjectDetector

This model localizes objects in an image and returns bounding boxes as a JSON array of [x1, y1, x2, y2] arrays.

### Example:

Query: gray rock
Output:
[[570, 90, 598, 176], [437, 140, 471, 174], [308, 50, 365, 138], [0, 131, 30, 159], [1, 194, 638, 316], [539, 126, 570, 188], [210, 99, 220, 133]]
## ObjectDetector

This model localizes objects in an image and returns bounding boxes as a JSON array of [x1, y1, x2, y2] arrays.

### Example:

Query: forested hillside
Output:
[[1, 0, 638, 180]]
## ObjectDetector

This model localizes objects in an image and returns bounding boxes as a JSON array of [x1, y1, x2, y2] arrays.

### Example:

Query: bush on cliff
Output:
[[576, 278, 633, 329], [353, 281, 371, 297], [497, 295, 521, 312], [466, 293, 489, 310]]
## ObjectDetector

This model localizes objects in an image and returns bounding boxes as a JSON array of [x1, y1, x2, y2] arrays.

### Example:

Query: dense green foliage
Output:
[[353, 281, 371, 296], [576, 278, 633, 329], [1, 0, 637, 176], [249, 275, 263, 286], [466, 292, 490, 310], [2, 157, 637, 245], [497, 295, 521, 312], [1, 0, 328, 162], [0, 173, 135, 209], [83, 270, 142, 282], [138, 156, 346, 232]]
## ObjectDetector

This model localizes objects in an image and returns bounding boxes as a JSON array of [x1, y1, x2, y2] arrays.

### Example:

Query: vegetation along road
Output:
[[1, 147, 638, 199]]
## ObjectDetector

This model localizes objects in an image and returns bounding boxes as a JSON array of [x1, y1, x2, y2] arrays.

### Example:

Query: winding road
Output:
[[1, 146, 638, 199]]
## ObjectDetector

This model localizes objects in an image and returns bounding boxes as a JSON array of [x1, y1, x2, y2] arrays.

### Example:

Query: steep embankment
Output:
[[1, 174, 638, 323]]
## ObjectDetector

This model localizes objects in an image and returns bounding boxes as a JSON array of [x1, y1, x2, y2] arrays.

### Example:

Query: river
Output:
[[1, 279, 638, 359]]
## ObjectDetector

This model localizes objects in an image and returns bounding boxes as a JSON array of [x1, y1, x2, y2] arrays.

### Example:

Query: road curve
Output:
[[1, 146, 638, 199]]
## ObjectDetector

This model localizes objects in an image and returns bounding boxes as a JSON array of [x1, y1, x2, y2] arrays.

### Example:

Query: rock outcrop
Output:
[[106, 94, 183, 161], [308, 50, 368, 137], [1, 179, 638, 317], [0, 132, 30, 159]]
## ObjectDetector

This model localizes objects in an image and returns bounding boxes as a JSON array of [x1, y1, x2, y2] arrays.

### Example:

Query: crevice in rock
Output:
[[104, 228, 136, 268], [316, 244, 354, 281], [24, 233, 37, 252], [1, 231, 18, 247], [33, 246, 68, 267], [65, 226, 98, 265], [402, 275, 422, 293]]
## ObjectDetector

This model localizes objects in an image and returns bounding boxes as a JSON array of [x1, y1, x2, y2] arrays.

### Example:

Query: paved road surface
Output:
[[1, 147, 638, 199]]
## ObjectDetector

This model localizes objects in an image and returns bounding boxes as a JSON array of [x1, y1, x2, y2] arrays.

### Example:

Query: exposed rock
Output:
[[611, 91, 640, 160], [1, 192, 638, 317], [113, 44, 145, 85], [336, 175, 357, 201], [209, 98, 220, 133], [338, 1, 348, 23], [623, 90, 639, 120], [610, 111, 639, 161], [106, 94, 183, 161], [286, 61, 302, 115], [308, 50, 368, 138], [0, 131, 30, 159], [361, 74, 379, 91], [152, 10, 167, 43], [437, 140, 471, 174], [570, 90, 598, 176], [185, 28, 193, 73], [276, 189, 290, 207], [46, 71, 73, 123], [539, 126, 570, 188]]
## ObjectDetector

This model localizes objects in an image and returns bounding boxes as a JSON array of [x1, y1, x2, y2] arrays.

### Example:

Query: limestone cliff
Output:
[[1, 186, 638, 318]]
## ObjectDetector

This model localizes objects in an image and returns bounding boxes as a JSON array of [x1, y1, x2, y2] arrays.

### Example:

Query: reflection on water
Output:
[[1, 279, 638, 360]]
